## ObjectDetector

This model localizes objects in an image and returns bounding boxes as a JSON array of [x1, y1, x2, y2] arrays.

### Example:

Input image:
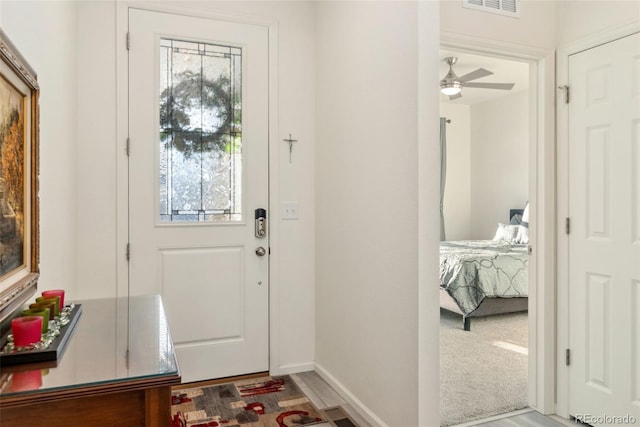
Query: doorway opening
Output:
[[438, 47, 533, 426]]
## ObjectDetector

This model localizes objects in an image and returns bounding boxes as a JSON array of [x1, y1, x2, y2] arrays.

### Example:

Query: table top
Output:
[[0, 295, 180, 401]]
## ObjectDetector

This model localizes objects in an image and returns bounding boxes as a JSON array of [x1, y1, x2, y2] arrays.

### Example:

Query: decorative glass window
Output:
[[159, 38, 242, 222]]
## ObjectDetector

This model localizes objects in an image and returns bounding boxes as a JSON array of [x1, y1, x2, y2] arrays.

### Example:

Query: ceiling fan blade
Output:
[[464, 82, 515, 90], [449, 92, 462, 101], [458, 68, 493, 83]]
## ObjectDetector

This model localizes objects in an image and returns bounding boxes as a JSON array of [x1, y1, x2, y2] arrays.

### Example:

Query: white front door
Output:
[[568, 32, 640, 424], [128, 8, 269, 383]]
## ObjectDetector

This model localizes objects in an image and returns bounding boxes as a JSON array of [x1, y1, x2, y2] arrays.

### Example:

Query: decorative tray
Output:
[[0, 304, 82, 366]]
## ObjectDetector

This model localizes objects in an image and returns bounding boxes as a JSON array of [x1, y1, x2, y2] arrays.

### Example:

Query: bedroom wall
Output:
[[315, 1, 440, 424], [469, 90, 529, 240], [439, 103, 471, 241], [1, 1, 78, 297]]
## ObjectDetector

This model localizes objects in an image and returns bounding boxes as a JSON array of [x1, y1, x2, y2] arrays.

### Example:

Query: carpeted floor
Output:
[[440, 309, 529, 426], [171, 375, 328, 427]]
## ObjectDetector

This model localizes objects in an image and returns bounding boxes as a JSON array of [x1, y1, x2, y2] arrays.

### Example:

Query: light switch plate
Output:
[[282, 202, 299, 220]]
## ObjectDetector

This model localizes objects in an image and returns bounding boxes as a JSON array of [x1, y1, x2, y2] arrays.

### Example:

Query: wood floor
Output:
[[472, 410, 577, 427], [297, 371, 578, 427], [291, 371, 372, 427]]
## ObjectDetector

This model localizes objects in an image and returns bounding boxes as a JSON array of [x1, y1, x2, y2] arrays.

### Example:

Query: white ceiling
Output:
[[439, 49, 530, 105]]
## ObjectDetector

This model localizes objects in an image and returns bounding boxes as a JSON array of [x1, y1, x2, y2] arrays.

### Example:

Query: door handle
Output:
[[255, 247, 267, 257]]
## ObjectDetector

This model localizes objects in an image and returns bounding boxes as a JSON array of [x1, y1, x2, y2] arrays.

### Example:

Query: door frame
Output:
[[556, 21, 640, 419], [115, 1, 282, 376], [440, 31, 557, 414]]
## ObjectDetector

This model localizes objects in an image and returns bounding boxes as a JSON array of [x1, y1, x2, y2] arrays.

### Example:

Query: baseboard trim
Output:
[[274, 362, 315, 375], [314, 362, 389, 427]]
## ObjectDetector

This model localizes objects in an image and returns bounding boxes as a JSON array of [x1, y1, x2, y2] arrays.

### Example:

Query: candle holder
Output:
[[29, 302, 56, 320], [0, 304, 82, 366], [21, 308, 50, 332], [35, 297, 60, 317]]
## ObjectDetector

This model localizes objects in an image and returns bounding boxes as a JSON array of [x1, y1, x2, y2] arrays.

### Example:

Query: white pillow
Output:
[[515, 203, 530, 244], [493, 223, 519, 243]]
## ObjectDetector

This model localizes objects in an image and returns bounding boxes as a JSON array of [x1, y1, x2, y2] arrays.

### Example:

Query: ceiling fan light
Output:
[[440, 83, 462, 96]]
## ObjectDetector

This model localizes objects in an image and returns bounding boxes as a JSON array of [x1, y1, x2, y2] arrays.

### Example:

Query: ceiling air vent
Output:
[[462, 0, 520, 18]]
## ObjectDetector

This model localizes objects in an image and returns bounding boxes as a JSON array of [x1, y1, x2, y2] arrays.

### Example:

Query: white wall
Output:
[[470, 91, 529, 239], [556, 0, 640, 46], [1, 1, 78, 297], [440, 92, 528, 242], [75, 0, 117, 300], [440, 103, 471, 241], [315, 2, 439, 424], [440, 0, 557, 50], [418, 3, 443, 424]]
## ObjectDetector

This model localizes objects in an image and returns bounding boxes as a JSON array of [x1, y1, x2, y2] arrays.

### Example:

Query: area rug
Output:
[[170, 375, 327, 427], [440, 309, 529, 426]]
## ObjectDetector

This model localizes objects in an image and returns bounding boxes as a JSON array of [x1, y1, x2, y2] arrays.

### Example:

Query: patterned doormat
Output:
[[170, 375, 328, 427]]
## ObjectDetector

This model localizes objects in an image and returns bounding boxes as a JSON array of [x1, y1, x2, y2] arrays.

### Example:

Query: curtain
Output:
[[440, 118, 447, 241]]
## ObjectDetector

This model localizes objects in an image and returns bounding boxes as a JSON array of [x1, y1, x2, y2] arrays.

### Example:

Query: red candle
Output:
[[9, 370, 43, 392], [11, 316, 42, 347], [42, 290, 65, 310]]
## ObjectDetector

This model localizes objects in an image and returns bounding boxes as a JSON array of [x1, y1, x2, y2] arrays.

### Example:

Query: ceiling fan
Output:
[[440, 56, 515, 100]]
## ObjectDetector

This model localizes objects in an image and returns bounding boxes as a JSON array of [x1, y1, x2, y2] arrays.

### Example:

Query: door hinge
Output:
[[566, 348, 571, 366], [126, 32, 130, 51], [558, 85, 570, 104], [126, 137, 130, 156], [565, 217, 571, 235], [126, 243, 130, 262]]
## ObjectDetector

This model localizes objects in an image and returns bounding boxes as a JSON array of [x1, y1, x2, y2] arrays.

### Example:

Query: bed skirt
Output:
[[440, 288, 528, 331]]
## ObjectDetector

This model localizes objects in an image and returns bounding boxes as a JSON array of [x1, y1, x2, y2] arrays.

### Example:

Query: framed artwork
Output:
[[0, 30, 39, 322]]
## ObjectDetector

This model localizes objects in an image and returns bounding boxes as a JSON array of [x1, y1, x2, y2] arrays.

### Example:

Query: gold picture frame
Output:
[[0, 30, 39, 323]]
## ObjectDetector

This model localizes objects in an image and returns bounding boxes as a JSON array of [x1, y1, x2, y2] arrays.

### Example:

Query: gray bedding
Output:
[[440, 240, 528, 315]]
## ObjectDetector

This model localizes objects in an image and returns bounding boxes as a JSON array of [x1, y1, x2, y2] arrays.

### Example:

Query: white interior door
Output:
[[568, 32, 640, 424], [128, 8, 269, 383]]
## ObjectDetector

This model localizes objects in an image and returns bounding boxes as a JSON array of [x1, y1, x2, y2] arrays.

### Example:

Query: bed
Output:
[[440, 208, 529, 331]]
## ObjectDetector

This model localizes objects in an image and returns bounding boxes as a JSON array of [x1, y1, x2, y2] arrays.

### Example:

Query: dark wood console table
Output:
[[0, 295, 181, 426]]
